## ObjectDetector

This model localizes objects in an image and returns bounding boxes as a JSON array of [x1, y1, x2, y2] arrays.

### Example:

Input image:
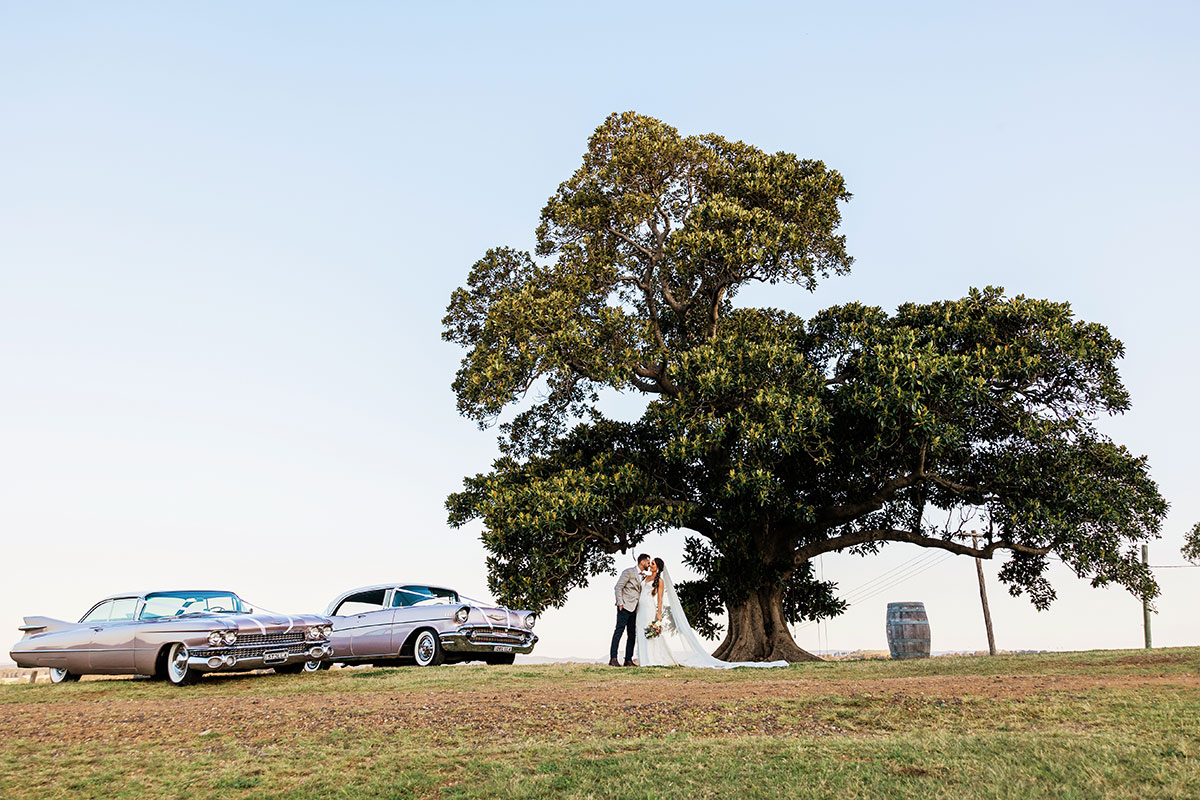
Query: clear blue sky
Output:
[[2, 2, 1197, 658]]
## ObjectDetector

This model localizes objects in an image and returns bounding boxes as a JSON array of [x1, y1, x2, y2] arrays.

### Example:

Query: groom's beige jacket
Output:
[[614, 566, 642, 610]]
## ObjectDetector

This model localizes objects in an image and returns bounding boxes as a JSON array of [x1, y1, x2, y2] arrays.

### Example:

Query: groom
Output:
[[610, 553, 651, 667]]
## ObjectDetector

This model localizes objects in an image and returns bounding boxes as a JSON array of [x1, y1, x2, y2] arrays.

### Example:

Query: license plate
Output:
[[493, 645, 513, 652], [263, 650, 288, 664]]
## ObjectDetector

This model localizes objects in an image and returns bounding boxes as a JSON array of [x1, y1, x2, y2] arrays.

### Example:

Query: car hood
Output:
[[143, 612, 331, 633], [226, 613, 331, 633], [462, 606, 533, 629]]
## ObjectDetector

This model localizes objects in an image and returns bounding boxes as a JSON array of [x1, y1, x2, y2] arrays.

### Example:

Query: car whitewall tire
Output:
[[302, 659, 330, 672], [166, 643, 197, 686], [412, 630, 444, 667], [49, 667, 80, 684]]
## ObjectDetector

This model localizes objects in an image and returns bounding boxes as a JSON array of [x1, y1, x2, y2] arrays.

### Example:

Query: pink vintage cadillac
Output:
[[10, 589, 333, 685]]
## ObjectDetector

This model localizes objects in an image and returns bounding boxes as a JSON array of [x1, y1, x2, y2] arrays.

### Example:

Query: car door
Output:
[[349, 607, 397, 657], [71, 600, 113, 674], [332, 589, 396, 658], [88, 597, 140, 673]]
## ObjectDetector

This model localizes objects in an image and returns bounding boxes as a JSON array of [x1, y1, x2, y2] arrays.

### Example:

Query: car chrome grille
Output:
[[229, 644, 309, 659], [195, 631, 314, 660], [468, 628, 528, 644], [237, 632, 308, 648]]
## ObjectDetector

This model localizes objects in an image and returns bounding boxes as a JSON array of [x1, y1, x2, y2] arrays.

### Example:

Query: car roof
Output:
[[325, 583, 464, 614], [335, 583, 457, 597], [94, 590, 241, 603]]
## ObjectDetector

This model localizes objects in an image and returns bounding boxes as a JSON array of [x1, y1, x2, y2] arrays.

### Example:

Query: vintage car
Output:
[[9, 589, 334, 685], [307, 583, 538, 670]]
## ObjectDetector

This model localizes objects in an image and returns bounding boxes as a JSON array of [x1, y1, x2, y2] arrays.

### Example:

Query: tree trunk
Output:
[[712, 585, 823, 663]]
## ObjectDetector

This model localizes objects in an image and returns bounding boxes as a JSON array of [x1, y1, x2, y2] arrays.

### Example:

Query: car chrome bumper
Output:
[[440, 627, 538, 655], [187, 644, 333, 672]]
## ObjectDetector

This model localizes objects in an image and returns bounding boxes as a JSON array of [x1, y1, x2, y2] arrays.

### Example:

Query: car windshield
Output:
[[393, 586, 459, 607], [140, 591, 245, 619]]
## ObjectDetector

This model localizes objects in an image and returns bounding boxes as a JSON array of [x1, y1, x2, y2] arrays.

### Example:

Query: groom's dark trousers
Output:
[[610, 607, 637, 661]]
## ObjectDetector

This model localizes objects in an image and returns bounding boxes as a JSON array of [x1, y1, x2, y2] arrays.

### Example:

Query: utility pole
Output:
[[971, 532, 997, 656], [1142, 544, 1152, 649]]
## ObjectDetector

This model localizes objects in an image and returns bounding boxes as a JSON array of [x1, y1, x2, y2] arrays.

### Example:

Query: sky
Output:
[[1, 2, 1197, 662]]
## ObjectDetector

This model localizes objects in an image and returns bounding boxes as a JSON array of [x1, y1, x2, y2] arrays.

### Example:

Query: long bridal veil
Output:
[[655, 569, 789, 669]]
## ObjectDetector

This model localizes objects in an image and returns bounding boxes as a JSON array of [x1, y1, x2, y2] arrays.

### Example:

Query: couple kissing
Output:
[[609, 553, 664, 666], [609, 554, 790, 670]]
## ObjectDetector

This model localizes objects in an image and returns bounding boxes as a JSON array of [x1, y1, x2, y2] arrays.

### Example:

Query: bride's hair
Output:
[[652, 557, 666, 595]]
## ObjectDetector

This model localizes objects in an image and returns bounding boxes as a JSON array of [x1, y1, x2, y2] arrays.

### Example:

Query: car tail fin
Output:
[[19, 616, 68, 635]]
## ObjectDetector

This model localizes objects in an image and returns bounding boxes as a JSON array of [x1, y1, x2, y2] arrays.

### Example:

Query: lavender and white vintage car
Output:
[[9, 590, 334, 685], [307, 583, 538, 670]]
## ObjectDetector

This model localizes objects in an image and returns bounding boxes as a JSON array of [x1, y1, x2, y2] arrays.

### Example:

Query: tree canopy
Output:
[[443, 112, 1168, 662], [1184, 523, 1200, 564]]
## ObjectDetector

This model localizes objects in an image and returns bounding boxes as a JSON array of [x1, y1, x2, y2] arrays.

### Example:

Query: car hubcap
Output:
[[170, 644, 189, 681], [303, 660, 321, 672], [50, 668, 67, 683], [416, 633, 435, 664]]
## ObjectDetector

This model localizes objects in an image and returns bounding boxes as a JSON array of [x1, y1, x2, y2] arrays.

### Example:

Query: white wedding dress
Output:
[[635, 570, 788, 669]]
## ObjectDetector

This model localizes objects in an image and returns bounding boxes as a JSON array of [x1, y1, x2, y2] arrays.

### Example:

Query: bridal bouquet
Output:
[[644, 619, 663, 639]]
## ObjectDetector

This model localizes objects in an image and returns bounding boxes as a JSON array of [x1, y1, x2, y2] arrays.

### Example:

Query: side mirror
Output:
[[245, 607, 254, 613]]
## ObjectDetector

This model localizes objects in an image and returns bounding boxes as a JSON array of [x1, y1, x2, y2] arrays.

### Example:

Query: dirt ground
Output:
[[4, 670, 1197, 747]]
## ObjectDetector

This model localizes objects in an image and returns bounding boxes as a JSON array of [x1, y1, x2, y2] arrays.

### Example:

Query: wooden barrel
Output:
[[886, 602, 930, 660]]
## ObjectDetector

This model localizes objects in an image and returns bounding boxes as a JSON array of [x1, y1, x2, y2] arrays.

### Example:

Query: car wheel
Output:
[[412, 630, 445, 667], [165, 643, 198, 686], [486, 653, 516, 666], [302, 659, 330, 673], [49, 667, 80, 684]]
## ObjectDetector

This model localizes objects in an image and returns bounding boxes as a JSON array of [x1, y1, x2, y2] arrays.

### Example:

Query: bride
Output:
[[635, 557, 788, 669]]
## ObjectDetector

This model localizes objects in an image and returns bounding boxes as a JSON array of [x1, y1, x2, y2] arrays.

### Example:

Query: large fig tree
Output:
[[443, 112, 1167, 662]]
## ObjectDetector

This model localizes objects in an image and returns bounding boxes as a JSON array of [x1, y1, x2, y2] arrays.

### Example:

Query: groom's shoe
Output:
[[623, 658, 636, 667], [608, 658, 620, 667]]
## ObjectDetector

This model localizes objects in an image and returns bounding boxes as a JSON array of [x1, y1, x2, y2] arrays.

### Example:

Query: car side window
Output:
[[108, 598, 139, 621], [334, 589, 388, 616], [81, 601, 113, 623]]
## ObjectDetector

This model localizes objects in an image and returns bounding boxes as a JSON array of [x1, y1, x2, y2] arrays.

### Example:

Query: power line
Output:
[[833, 552, 945, 603], [850, 552, 956, 606], [794, 550, 956, 634], [833, 550, 940, 598], [841, 552, 950, 603]]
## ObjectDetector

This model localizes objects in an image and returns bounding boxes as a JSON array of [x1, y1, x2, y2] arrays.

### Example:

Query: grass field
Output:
[[1, 647, 1197, 799]]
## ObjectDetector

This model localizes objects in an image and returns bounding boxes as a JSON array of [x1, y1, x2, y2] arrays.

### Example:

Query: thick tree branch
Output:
[[706, 285, 727, 339], [927, 473, 984, 495], [605, 226, 655, 261], [611, 262, 668, 349], [683, 513, 718, 540], [630, 374, 667, 394], [633, 362, 680, 397], [815, 472, 923, 527], [814, 446, 987, 531], [613, 275, 653, 293], [641, 283, 669, 350], [660, 275, 685, 314], [793, 528, 1053, 564]]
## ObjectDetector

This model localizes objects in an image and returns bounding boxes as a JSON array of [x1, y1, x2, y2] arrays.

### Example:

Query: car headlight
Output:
[[454, 607, 470, 624], [208, 631, 223, 646], [305, 626, 320, 641], [222, 630, 238, 645], [323, 624, 333, 637], [524, 614, 537, 629]]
